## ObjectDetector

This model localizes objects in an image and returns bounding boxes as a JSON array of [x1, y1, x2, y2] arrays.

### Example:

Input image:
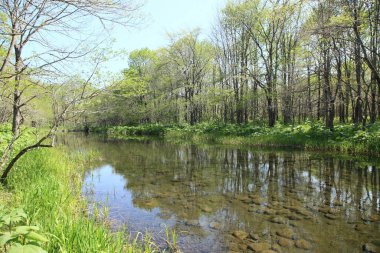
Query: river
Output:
[[63, 134, 380, 253]]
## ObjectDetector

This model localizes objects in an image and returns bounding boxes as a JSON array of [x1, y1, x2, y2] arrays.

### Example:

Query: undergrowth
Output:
[[0, 147, 159, 252], [100, 122, 380, 156]]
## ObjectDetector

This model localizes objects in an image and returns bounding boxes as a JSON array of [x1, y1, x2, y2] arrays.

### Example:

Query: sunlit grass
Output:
[[0, 148, 160, 252]]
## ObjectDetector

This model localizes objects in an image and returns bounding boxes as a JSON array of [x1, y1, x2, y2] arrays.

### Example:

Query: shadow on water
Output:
[[60, 133, 380, 253]]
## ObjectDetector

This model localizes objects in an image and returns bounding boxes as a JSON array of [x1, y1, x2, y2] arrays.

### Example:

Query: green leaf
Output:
[[25, 231, 48, 243], [1, 214, 12, 225], [11, 209, 27, 220], [15, 226, 40, 235], [0, 232, 18, 246], [7, 244, 47, 253]]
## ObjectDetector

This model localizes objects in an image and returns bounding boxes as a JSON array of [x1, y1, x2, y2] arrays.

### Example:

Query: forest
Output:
[[85, 0, 380, 131], [1, 0, 380, 139]]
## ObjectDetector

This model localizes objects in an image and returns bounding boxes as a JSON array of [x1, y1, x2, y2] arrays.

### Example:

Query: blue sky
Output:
[[109, 0, 226, 72], [23, 0, 227, 79]]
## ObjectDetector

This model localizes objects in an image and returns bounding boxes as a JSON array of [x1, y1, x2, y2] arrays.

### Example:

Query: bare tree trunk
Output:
[[317, 67, 322, 121], [12, 45, 23, 136], [323, 44, 334, 130], [307, 63, 313, 120], [353, 20, 363, 124]]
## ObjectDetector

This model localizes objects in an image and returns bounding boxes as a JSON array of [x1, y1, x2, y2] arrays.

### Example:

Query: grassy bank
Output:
[[100, 122, 380, 157], [0, 147, 158, 252]]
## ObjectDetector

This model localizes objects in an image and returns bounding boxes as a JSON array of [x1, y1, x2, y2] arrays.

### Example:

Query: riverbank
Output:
[[94, 122, 380, 157], [0, 147, 157, 252]]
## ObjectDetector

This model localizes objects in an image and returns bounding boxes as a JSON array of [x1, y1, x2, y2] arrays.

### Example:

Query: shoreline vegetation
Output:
[[0, 124, 183, 252], [0, 122, 379, 252], [0, 147, 160, 252], [90, 122, 380, 157]]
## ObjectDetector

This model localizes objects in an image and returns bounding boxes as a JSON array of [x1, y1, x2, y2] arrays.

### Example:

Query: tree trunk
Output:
[[267, 97, 276, 127], [12, 45, 23, 137]]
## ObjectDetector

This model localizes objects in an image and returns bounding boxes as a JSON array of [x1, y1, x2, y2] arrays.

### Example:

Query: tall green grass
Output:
[[1, 148, 158, 253]]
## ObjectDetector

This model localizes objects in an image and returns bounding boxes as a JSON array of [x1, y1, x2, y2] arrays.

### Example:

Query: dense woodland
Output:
[[83, 0, 380, 130], [1, 0, 379, 132]]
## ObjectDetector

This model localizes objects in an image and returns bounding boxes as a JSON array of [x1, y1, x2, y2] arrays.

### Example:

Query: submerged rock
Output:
[[295, 239, 312, 250], [363, 243, 380, 253], [249, 232, 260, 241], [271, 244, 283, 253], [232, 230, 249, 240], [144, 199, 159, 208], [228, 242, 239, 252], [270, 216, 287, 224], [288, 214, 302, 221], [256, 208, 266, 214], [269, 201, 282, 208], [291, 207, 313, 218], [252, 198, 266, 205], [278, 237, 294, 247], [238, 244, 248, 251], [237, 195, 251, 202], [264, 208, 276, 215], [247, 242, 271, 252], [276, 228, 295, 239], [324, 213, 338, 220], [328, 208, 340, 215], [333, 200, 344, 206], [185, 220, 199, 227], [276, 209, 291, 216], [362, 214, 380, 223], [200, 205, 212, 213], [242, 199, 253, 204], [355, 223, 368, 232], [209, 221, 221, 230], [318, 207, 329, 214]]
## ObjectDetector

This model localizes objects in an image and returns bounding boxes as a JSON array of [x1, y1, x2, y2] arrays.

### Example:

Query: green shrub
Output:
[[0, 207, 48, 253], [94, 122, 380, 156], [0, 147, 158, 253]]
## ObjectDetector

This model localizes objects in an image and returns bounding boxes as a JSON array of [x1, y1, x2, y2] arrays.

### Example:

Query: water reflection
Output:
[[64, 134, 380, 253]]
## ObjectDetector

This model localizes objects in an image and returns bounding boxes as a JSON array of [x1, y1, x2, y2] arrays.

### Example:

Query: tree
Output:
[[0, 0, 142, 184], [167, 30, 213, 125], [81, 0, 380, 131]]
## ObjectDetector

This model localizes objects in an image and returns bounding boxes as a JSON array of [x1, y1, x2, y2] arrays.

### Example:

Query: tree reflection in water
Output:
[[63, 134, 380, 253]]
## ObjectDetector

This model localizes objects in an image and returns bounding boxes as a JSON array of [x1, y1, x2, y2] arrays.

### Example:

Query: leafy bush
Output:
[[98, 122, 380, 156], [107, 124, 168, 137], [0, 207, 48, 253]]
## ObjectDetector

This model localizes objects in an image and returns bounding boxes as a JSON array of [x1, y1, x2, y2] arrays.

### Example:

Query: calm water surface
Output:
[[64, 134, 380, 253]]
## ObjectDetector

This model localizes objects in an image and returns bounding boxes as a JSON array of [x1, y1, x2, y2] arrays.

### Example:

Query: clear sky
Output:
[[109, 0, 226, 72]]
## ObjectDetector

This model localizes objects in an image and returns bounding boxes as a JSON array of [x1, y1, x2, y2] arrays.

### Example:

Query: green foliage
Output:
[[0, 208, 48, 253], [117, 68, 149, 97], [107, 124, 168, 137], [0, 124, 41, 159], [104, 122, 380, 156], [164, 227, 180, 253], [0, 142, 159, 252], [0, 124, 13, 150], [113, 48, 158, 99], [128, 48, 158, 72]]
